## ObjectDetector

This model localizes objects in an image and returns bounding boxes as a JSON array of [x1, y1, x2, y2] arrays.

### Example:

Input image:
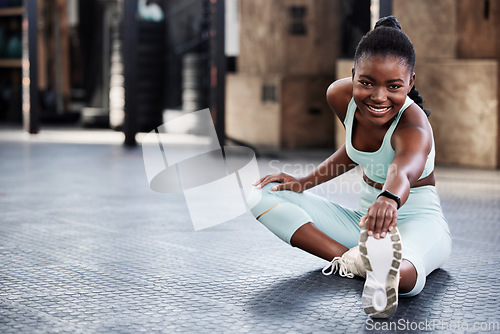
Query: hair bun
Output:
[[374, 16, 402, 30]]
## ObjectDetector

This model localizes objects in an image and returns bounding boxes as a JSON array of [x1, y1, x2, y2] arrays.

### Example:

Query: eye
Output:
[[359, 81, 373, 87], [388, 84, 402, 90]]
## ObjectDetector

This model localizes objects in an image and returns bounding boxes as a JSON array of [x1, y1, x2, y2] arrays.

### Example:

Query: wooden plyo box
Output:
[[395, 0, 500, 167], [394, 0, 500, 60], [457, 0, 500, 58], [238, 0, 341, 76], [226, 74, 337, 149], [416, 59, 498, 168], [393, 0, 458, 59]]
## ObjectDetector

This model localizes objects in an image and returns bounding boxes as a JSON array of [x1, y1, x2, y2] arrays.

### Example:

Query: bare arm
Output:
[[384, 121, 432, 204], [360, 104, 433, 238], [253, 143, 358, 191], [326, 77, 353, 122], [299, 144, 357, 190]]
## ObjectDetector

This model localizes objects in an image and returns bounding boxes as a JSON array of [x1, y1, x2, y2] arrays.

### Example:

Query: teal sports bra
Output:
[[344, 96, 435, 184]]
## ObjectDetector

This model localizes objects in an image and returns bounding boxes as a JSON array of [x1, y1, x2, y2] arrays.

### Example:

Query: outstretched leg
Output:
[[399, 260, 417, 293]]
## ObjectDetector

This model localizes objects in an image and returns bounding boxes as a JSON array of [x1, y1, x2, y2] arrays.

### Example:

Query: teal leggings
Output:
[[247, 181, 452, 297]]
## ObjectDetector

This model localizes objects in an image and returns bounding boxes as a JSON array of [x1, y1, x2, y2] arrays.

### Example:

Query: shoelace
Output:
[[322, 256, 355, 278]]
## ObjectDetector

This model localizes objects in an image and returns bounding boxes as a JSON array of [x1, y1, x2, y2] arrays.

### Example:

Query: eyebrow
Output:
[[359, 75, 405, 84]]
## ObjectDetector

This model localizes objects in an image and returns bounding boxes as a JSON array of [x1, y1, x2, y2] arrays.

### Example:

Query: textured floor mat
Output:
[[0, 138, 499, 333]]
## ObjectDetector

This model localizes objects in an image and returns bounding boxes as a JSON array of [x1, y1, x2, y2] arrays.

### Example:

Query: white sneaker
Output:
[[322, 246, 366, 279], [359, 227, 402, 318]]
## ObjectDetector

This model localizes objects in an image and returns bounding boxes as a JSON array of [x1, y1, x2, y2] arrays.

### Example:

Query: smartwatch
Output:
[[377, 190, 401, 209]]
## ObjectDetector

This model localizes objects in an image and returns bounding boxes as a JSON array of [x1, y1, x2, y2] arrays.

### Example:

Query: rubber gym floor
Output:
[[1, 128, 499, 333]]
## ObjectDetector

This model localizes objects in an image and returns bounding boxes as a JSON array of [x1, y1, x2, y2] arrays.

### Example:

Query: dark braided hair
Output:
[[354, 16, 430, 117]]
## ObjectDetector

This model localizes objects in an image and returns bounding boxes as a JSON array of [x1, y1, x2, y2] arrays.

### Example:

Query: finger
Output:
[[272, 182, 297, 192], [256, 176, 280, 189], [271, 183, 282, 191], [388, 220, 397, 232], [253, 175, 270, 187], [381, 204, 399, 238], [387, 210, 398, 232], [376, 206, 395, 239], [385, 205, 399, 235], [373, 206, 392, 239], [255, 179, 268, 189], [359, 215, 367, 228], [253, 176, 267, 186], [365, 209, 376, 236], [372, 211, 383, 239], [379, 210, 394, 238]]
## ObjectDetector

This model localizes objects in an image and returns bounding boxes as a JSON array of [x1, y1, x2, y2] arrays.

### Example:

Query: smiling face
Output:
[[352, 55, 415, 127]]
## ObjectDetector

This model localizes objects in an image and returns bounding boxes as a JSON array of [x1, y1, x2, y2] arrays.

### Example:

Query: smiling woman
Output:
[[248, 15, 451, 319], [353, 55, 413, 125]]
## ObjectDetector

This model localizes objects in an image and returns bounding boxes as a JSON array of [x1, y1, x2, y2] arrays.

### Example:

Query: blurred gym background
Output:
[[0, 0, 498, 168]]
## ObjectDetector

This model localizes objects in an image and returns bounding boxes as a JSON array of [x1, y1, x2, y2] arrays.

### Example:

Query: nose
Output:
[[371, 87, 387, 103]]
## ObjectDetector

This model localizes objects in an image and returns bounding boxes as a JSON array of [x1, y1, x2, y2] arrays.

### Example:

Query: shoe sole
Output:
[[359, 227, 402, 318]]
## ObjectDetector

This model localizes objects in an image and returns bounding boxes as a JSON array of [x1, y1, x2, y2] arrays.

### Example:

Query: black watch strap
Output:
[[377, 190, 401, 209]]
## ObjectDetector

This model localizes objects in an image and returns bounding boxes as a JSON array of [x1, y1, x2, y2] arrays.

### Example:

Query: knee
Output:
[[246, 186, 262, 211], [399, 260, 418, 294], [399, 259, 426, 297], [246, 182, 280, 217], [246, 183, 279, 205]]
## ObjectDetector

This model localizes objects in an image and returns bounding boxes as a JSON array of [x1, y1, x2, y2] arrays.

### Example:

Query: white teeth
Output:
[[368, 106, 391, 113]]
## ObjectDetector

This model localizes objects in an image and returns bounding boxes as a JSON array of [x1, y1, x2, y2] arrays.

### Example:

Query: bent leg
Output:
[[290, 223, 348, 261], [247, 182, 362, 252]]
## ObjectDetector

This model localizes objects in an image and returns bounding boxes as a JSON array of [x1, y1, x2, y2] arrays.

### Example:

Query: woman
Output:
[[248, 16, 451, 318]]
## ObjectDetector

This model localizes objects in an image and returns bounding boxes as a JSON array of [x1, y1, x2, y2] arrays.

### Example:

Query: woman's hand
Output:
[[253, 173, 307, 193], [359, 196, 398, 239]]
